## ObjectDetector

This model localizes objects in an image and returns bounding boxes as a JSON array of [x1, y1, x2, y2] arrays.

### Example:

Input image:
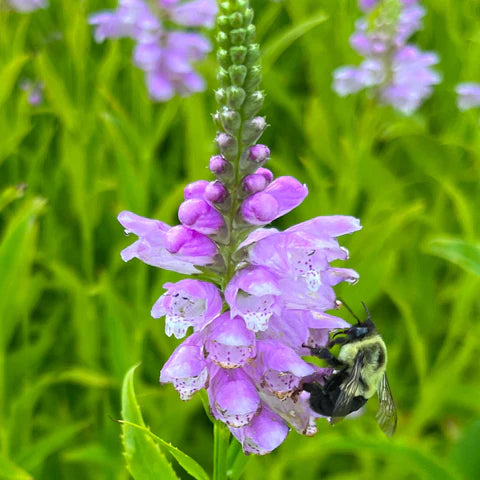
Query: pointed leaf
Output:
[[426, 238, 480, 277], [121, 365, 179, 480]]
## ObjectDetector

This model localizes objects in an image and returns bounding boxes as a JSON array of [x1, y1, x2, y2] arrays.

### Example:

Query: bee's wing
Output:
[[376, 373, 397, 436], [331, 351, 365, 421]]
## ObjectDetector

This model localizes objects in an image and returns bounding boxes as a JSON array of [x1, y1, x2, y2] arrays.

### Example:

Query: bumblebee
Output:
[[302, 301, 397, 436]]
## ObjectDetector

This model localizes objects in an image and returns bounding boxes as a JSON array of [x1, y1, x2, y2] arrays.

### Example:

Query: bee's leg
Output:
[[327, 336, 348, 349], [302, 345, 345, 368]]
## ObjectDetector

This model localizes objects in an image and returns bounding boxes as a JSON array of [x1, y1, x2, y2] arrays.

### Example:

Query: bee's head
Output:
[[338, 300, 378, 340]]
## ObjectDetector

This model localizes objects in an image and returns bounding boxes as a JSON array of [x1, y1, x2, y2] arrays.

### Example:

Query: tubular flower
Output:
[[119, 0, 362, 455], [89, 0, 217, 101], [333, 0, 440, 114]]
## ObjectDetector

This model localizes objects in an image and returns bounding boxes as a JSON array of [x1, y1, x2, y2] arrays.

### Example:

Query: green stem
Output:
[[213, 421, 231, 480]]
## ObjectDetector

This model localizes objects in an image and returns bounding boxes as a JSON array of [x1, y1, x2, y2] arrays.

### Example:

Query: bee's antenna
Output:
[[361, 302, 371, 322], [337, 297, 361, 324]]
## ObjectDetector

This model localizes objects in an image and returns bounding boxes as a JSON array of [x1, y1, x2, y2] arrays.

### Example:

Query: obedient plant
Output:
[[456, 82, 480, 117], [334, 0, 441, 114], [119, 0, 361, 456], [89, 0, 218, 101]]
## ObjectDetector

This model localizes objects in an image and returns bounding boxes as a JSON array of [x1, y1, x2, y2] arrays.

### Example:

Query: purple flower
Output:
[[229, 405, 289, 455], [151, 280, 222, 338], [225, 266, 281, 332], [334, 0, 440, 114], [456, 82, 480, 111], [8, 0, 47, 12], [20, 80, 44, 106], [160, 333, 208, 400], [89, 0, 217, 101], [241, 176, 308, 225], [208, 367, 260, 427], [204, 314, 256, 369], [118, 211, 221, 274]]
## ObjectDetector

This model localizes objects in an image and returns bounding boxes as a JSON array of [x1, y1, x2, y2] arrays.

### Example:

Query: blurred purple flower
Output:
[[456, 82, 480, 111], [334, 0, 440, 114], [8, 0, 47, 12], [89, 0, 217, 101], [20, 80, 44, 106]]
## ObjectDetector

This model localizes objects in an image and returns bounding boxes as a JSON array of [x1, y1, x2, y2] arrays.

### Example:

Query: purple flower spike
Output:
[[334, 0, 440, 114], [160, 333, 208, 400], [229, 405, 289, 455], [241, 177, 308, 225], [225, 266, 281, 332], [209, 368, 260, 427], [456, 82, 480, 111], [178, 199, 225, 235], [205, 313, 256, 368], [151, 280, 222, 338]]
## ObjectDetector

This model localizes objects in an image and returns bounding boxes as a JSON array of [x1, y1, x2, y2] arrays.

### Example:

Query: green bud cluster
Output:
[[215, 0, 264, 148]]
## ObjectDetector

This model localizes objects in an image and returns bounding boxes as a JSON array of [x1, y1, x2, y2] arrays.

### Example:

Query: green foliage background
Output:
[[1, 0, 480, 478]]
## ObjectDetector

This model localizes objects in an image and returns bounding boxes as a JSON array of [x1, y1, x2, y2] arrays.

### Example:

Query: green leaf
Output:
[[0, 455, 32, 480], [0, 55, 29, 108], [121, 365, 179, 480], [426, 238, 480, 277], [120, 420, 210, 480]]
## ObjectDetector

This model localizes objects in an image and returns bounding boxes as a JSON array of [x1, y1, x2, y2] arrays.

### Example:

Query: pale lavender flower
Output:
[[89, 0, 217, 101], [118, 211, 221, 274], [20, 80, 44, 106], [8, 0, 47, 12], [456, 82, 480, 111], [334, 0, 440, 114], [151, 279, 222, 338]]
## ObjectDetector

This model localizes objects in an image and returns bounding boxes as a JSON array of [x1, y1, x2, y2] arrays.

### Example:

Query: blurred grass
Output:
[[1, 0, 480, 478]]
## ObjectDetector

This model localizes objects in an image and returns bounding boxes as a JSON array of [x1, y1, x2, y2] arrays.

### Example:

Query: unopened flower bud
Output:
[[216, 31, 229, 48], [230, 46, 247, 65], [229, 12, 243, 29], [241, 116, 267, 144], [255, 167, 274, 184], [205, 181, 229, 205], [243, 174, 268, 195], [217, 67, 229, 87], [244, 65, 261, 91], [246, 44, 260, 67], [227, 86, 246, 109], [184, 180, 208, 199], [248, 144, 270, 163], [216, 133, 238, 160], [217, 48, 230, 68], [243, 7, 254, 26], [178, 199, 225, 235], [220, 108, 242, 134], [215, 88, 227, 105], [209, 155, 229, 175], [245, 24, 256, 42], [229, 65, 248, 86], [243, 91, 264, 117], [230, 28, 246, 45]]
